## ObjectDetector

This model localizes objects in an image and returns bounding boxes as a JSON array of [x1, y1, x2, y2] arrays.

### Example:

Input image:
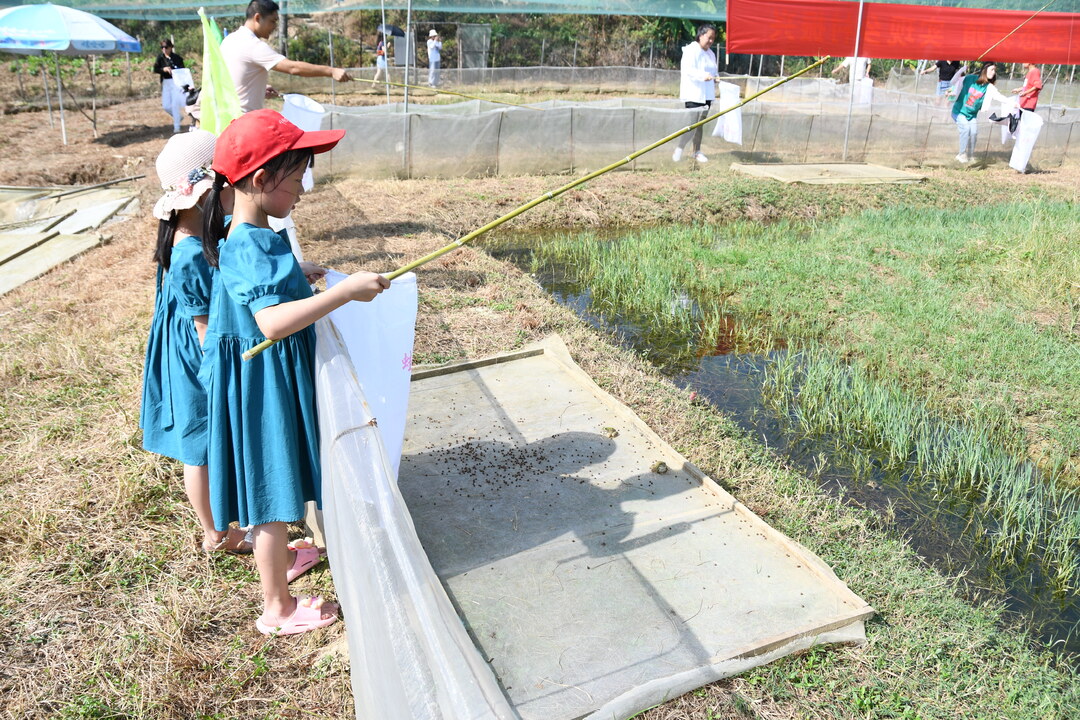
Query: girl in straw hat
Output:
[[200, 109, 389, 635], [141, 130, 252, 556]]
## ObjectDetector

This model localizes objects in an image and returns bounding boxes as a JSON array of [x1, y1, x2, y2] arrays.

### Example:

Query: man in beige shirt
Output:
[[221, 0, 352, 113]]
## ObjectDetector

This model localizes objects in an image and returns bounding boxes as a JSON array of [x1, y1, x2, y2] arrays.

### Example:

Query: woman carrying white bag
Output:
[[672, 24, 719, 164], [153, 38, 188, 134]]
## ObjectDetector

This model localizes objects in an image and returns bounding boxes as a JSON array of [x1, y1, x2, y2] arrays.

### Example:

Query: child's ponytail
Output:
[[153, 214, 178, 271], [201, 174, 228, 268]]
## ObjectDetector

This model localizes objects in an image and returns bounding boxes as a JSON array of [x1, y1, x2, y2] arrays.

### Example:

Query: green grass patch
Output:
[[530, 198, 1080, 606], [532, 200, 1080, 477]]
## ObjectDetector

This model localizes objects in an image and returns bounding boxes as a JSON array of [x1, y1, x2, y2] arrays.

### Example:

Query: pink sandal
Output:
[[256, 596, 338, 636], [286, 539, 326, 583]]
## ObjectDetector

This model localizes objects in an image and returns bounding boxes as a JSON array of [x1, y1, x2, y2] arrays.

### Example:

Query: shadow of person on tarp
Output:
[[397, 430, 697, 574]]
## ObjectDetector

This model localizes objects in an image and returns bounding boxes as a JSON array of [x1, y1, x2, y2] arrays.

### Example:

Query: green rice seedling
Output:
[[1042, 489, 1080, 596], [754, 343, 1080, 594]]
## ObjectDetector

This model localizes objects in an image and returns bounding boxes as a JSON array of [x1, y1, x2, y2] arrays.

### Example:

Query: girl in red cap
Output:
[[200, 109, 390, 635]]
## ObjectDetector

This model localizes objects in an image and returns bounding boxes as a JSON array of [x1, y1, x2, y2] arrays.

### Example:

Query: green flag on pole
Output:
[[198, 7, 241, 135]]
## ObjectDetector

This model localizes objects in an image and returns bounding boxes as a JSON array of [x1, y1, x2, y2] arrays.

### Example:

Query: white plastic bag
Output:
[[855, 77, 873, 105], [997, 96, 1020, 144], [170, 67, 194, 90], [1010, 109, 1043, 173], [710, 81, 742, 145]]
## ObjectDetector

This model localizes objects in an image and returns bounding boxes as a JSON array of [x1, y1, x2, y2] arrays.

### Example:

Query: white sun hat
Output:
[[429, 29, 438, 36], [152, 129, 217, 221]]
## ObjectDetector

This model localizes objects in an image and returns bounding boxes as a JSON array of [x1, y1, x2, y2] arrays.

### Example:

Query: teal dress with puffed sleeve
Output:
[[140, 236, 212, 466], [200, 222, 320, 530]]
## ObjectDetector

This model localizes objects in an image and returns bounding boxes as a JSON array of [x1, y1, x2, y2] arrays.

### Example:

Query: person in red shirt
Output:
[[1013, 63, 1043, 110]]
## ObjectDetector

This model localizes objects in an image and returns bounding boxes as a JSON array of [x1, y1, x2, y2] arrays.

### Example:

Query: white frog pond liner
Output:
[[391, 335, 873, 720], [0, 184, 135, 296]]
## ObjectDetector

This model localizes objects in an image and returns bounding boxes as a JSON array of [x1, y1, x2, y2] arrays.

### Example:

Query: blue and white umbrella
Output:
[[0, 3, 140, 55], [0, 3, 142, 144]]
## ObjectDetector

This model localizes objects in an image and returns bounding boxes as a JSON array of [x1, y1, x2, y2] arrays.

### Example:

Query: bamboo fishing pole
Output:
[[243, 56, 830, 361], [976, 0, 1059, 61], [356, 76, 542, 110]]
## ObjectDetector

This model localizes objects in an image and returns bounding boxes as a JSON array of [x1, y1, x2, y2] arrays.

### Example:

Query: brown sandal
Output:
[[202, 527, 254, 555]]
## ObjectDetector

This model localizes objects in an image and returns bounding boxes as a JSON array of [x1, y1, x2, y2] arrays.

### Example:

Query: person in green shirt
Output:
[[951, 62, 1008, 164]]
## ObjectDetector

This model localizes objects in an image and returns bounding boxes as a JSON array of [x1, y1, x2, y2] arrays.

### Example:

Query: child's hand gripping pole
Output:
[[241, 57, 830, 362]]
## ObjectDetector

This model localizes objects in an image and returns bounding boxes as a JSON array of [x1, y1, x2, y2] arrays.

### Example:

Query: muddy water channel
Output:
[[490, 231, 1080, 660]]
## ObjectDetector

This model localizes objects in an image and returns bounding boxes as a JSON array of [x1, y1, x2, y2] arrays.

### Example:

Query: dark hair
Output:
[[246, 0, 279, 20], [154, 215, 177, 271], [161, 38, 173, 48], [977, 62, 997, 85], [201, 148, 314, 267], [696, 24, 717, 41], [202, 174, 228, 268]]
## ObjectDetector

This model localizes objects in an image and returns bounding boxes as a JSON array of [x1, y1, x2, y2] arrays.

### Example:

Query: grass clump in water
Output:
[[762, 348, 1080, 598]]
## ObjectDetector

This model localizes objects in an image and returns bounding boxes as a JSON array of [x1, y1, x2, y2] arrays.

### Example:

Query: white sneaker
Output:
[[693, 151, 709, 163], [955, 153, 969, 163], [671, 147, 683, 162]]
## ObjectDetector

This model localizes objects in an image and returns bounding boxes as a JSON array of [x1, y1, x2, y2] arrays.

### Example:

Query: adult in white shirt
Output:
[[672, 24, 719, 164], [427, 29, 442, 87], [220, 0, 352, 113]]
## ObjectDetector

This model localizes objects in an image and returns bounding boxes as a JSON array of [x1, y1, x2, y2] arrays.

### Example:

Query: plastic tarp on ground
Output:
[[0, 184, 135, 296], [394, 336, 874, 720]]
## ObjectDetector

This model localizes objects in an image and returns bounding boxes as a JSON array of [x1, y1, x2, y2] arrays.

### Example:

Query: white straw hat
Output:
[[153, 129, 217, 221], [429, 29, 438, 36]]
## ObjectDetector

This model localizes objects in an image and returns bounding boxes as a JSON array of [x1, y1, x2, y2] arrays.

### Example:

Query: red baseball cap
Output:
[[212, 109, 345, 184]]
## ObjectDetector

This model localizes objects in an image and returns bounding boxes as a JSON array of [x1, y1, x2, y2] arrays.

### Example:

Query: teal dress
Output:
[[140, 236, 212, 466], [200, 223, 320, 531]]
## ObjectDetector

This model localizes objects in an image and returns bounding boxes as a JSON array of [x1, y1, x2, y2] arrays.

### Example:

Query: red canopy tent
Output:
[[727, 0, 1079, 64]]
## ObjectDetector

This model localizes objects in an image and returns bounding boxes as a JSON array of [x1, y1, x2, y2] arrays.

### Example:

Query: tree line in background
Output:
[[2, 11, 936, 104]]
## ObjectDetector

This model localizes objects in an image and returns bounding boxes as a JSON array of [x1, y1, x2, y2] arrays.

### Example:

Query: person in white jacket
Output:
[[673, 24, 719, 164]]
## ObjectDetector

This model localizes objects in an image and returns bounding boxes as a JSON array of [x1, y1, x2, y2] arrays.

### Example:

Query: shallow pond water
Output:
[[490, 232, 1080, 660]]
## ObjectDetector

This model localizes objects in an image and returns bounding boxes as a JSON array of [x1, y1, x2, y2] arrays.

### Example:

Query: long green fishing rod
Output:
[[243, 56, 830, 361], [354, 77, 542, 110]]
